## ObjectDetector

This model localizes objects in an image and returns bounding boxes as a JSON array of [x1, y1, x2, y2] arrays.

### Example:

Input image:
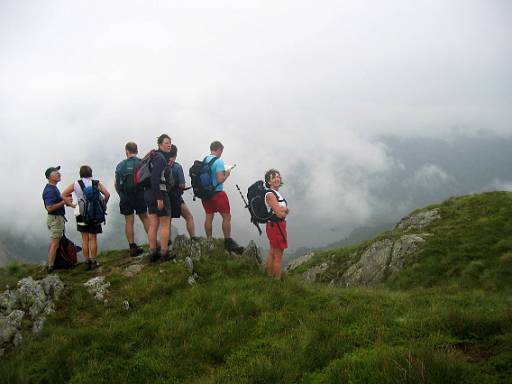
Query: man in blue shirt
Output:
[[201, 141, 244, 254], [42, 166, 73, 273]]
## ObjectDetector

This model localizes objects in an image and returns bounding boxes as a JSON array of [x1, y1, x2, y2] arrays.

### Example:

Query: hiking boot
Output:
[[90, 259, 99, 270], [191, 236, 201, 242], [160, 249, 170, 262], [149, 249, 160, 263], [224, 238, 244, 255], [85, 260, 92, 271], [129, 244, 144, 257], [47, 265, 55, 274]]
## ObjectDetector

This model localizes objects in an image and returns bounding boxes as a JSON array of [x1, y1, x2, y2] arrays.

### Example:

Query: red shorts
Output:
[[266, 220, 288, 249], [201, 191, 231, 214]]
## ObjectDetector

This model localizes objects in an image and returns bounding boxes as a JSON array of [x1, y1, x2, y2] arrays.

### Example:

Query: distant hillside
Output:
[[289, 192, 512, 291]]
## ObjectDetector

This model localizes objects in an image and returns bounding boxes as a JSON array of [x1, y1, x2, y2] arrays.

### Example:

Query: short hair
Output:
[[157, 134, 171, 145], [210, 141, 224, 152], [125, 141, 138, 154], [265, 169, 283, 188], [79, 165, 93, 178], [169, 144, 178, 158]]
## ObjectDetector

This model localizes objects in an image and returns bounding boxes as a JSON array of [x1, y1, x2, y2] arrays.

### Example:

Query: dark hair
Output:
[[210, 140, 224, 152], [169, 144, 178, 158], [125, 141, 138, 154], [265, 169, 283, 188], [157, 134, 171, 145], [79, 165, 93, 178]]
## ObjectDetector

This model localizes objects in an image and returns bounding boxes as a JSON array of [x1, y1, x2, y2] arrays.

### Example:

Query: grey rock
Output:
[[174, 235, 208, 261], [242, 241, 262, 265], [286, 252, 315, 271], [39, 275, 65, 301], [0, 289, 18, 315], [0, 310, 24, 344], [84, 276, 111, 301], [123, 300, 130, 311], [394, 209, 441, 232], [187, 273, 198, 286], [303, 262, 329, 282], [389, 234, 426, 273], [16, 277, 47, 319], [123, 264, 144, 277], [340, 239, 394, 287], [185, 257, 194, 273], [32, 318, 46, 334], [13, 333, 23, 347]]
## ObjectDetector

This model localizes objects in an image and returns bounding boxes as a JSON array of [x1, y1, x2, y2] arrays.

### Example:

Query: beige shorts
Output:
[[47, 215, 65, 239]]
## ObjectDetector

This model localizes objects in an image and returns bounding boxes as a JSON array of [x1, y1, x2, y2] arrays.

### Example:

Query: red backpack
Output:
[[54, 235, 78, 269]]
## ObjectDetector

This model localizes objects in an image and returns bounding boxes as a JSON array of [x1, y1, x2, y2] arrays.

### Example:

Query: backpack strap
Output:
[[203, 156, 218, 167], [77, 179, 86, 192]]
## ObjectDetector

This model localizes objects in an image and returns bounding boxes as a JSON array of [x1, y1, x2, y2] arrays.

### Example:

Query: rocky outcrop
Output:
[[84, 276, 110, 302], [298, 209, 441, 287], [393, 208, 440, 232], [241, 241, 263, 265], [286, 252, 315, 272], [0, 275, 64, 357]]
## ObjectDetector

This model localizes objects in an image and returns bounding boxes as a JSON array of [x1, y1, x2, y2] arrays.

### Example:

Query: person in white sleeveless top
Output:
[[264, 169, 289, 279], [62, 165, 110, 270]]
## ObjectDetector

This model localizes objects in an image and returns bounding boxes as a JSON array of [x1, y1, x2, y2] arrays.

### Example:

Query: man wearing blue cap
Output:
[[42, 166, 73, 273]]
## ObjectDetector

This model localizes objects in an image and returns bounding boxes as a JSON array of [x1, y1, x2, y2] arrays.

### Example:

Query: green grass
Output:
[[1, 241, 511, 383]]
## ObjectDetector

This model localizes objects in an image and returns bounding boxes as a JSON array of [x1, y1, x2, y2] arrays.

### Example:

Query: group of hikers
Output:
[[42, 135, 290, 279]]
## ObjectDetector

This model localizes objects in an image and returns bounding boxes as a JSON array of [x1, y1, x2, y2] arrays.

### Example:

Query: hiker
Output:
[[115, 141, 150, 256], [61, 165, 110, 270], [264, 169, 289, 279], [167, 144, 197, 240], [42, 166, 74, 273], [144, 134, 174, 262], [200, 141, 243, 253]]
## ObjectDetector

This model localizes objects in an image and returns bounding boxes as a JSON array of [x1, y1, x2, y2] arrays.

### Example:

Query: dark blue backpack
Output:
[[78, 180, 106, 225], [189, 156, 218, 200]]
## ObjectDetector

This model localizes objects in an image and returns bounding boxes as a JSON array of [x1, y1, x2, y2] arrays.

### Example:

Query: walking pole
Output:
[[235, 184, 263, 235]]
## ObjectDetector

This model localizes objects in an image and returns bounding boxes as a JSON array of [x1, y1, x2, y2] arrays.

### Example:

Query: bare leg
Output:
[[138, 213, 150, 234], [159, 216, 170, 252], [89, 233, 98, 259], [48, 238, 60, 267], [181, 203, 195, 237], [148, 214, 159, 249], [272, 248, 284, 279], [125, 214, 135, 244], [204, 213, 214, 239], [219, 212, 231, 239], [266, 249, 274, 277], [81, 232, 90, 260]]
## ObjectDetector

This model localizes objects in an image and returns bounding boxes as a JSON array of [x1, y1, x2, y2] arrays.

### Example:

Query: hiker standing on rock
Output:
[[167, 144, 197, 240], [264, 169, 289, 279], [115, 141, 149, 257], [62, 165, 110, 270], [144, 134, 174, 262], [199, 141, 243, 254], [42, 166, 74, 273]]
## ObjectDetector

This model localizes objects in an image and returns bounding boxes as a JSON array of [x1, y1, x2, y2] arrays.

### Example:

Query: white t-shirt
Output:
[[265, 189, 287, 212], [73, 178, 94, 201]]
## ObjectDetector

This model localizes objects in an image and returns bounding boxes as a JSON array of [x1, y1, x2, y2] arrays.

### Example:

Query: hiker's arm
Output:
[[59, 184, 75, 207], [265, 193, 288, 219], [216, 169, 230, 184], [98, 182, 110, 204], [46, 199, 67, 213]]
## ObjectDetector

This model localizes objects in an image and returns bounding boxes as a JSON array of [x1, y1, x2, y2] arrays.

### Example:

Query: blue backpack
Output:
[[189, 156, 218, 200], [78, 180, 106, 225]]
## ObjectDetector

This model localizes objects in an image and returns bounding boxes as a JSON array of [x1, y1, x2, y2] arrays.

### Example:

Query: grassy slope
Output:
[[1, 243, 511, 383], [291, 192, 512, 291]]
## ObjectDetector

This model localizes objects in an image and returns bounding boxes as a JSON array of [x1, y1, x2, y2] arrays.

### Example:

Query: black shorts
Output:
[[119, 191, 147, 216], [77, 223, 103, 234], [145, 189, 172, 217], [169, 192, 184, 218]]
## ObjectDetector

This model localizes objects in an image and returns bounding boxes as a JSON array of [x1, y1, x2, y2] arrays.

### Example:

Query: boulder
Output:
[[242, 241, 262, 265], [0, 310, 24, 345], [0, 289, 18, 315], [303, 262, 329, 282], [16, 277, 48, 319], [286, 252, 315, 272], [394, 209, 441, 232], [123, 264, 144, 278], [84, 276, 111, 301]]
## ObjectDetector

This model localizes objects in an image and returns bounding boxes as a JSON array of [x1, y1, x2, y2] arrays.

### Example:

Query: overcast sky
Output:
[[1, 0, 511, 252]]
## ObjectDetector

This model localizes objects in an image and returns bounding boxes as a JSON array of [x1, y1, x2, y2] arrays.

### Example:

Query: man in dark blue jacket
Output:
[[42, 166, 73, 273], [144, 134, 173, 262]]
